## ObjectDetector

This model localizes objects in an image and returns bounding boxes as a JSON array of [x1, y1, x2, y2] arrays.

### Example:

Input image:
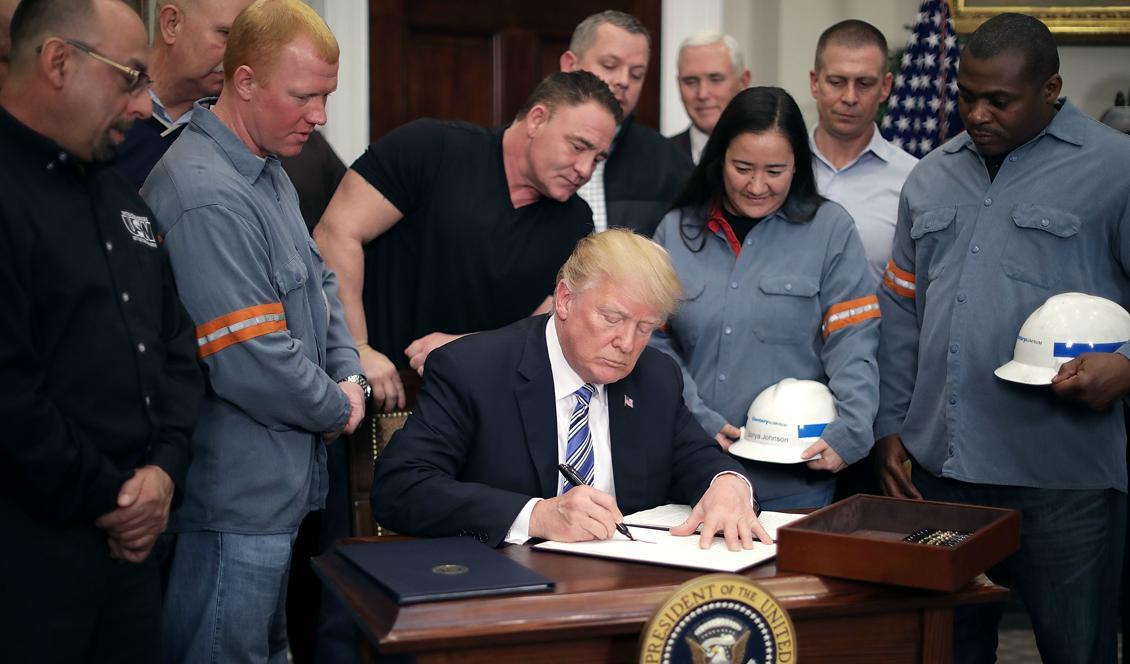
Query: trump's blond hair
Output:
[[557, 229, 683, 320]]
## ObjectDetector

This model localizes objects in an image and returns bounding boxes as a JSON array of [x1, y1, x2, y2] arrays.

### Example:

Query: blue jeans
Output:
[[913, 468, 1125, 664], [162, 531, 297, 664]]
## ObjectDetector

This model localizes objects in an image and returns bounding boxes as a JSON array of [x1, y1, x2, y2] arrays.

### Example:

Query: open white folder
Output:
[[531, 506, 805, 573]]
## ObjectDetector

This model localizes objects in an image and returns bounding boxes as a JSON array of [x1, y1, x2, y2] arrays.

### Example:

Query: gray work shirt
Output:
[[876, 99, 1130, 491], [142, 102, 362, 533]]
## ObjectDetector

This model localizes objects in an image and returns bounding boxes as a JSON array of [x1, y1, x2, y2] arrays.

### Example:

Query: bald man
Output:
[[117, 0, 253, 187]]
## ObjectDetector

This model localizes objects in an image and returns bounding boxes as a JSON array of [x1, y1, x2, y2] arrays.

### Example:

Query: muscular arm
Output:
[[314, 170, 407, 410]]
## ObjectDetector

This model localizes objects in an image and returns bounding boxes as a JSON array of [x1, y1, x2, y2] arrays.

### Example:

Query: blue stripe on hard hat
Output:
[[1052, 341, 1126, 358], [796, 423, 827, 438]]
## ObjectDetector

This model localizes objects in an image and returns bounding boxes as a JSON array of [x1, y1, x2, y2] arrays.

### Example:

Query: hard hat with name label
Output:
[[995, 292, 1130, 385], [729, 378, 836, 464]]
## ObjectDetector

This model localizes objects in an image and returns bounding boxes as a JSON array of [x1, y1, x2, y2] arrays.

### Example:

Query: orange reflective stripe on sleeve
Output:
[[196, 302, 287, 359], [822, 294, 881, 338], [883, 259, 916, 299]]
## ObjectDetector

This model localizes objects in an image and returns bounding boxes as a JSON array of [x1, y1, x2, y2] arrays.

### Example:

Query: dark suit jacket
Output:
[[371, 315, 750, 546], [605, 115, 693, 236], [668, 128, 692, 162]]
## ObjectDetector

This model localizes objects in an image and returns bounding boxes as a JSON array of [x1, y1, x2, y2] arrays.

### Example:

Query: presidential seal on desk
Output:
[[639, 573, 795, 664]]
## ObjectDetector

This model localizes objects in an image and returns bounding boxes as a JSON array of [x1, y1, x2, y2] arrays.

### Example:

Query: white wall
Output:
[[306, 0, 369, 163], [658, 0, 1130, 134]]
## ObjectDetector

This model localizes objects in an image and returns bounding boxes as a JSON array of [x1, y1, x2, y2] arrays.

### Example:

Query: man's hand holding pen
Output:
[[528, 485, 625, 542]]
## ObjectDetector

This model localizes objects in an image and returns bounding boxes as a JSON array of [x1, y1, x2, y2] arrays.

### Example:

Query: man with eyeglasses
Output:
[[0, 0, 203, 661], [117, 0, 253, 188]]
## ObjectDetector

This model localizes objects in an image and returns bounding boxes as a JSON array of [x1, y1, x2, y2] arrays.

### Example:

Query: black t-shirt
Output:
[[351, 119, 594, 368]]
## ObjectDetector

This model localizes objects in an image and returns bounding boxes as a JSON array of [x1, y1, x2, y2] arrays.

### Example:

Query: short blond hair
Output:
[[223, 0, 338, 84], [558, 229, 683, 320]]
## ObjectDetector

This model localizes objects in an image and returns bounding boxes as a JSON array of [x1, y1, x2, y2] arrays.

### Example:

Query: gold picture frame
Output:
[[953, 0, 1130, 42]]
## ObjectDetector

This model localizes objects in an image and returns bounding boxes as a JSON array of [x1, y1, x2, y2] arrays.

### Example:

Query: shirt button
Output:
[[137, 342, 146, 353], [984, 198, 992, 206], [971, 245, 980, 254], [1009, 155, 1017, 162], [46, 162, 55, 170], [949, 396, 958, 405], [58, 152, 67, 161], [144, 395, 152, 407], [745, 238, 753, 246], [724, 327, 732, 335], [1040, 218, 1050, 228], [956, 293, 967, 303], [121, 292, 130, 303], [105, 241, 113, 252], [949, 343, 959, 354], [719, 373, 727, 382], [784, 283, 793, 292], [730, 281, 738, 289]]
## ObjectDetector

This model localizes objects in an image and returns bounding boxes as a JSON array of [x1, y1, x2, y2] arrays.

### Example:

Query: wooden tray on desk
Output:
[[776, 495, 1020, 592]]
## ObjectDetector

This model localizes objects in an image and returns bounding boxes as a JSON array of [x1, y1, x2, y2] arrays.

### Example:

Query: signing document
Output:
[[532, 506, 804, 572]]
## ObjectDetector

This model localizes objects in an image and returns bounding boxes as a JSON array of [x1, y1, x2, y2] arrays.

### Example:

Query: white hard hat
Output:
[[730, 378, 836, 464], [995, 292, 1130, 385]]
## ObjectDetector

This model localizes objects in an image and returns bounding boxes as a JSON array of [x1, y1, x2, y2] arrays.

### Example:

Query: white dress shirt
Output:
[[810, 123, 918, 286], [506, 318, 616, 543], [689, 124, 709, 165]]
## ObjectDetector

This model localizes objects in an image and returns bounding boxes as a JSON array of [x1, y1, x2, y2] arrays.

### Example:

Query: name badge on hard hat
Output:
[[729, 378, 836, 464], [995, 292, 1130, 385]]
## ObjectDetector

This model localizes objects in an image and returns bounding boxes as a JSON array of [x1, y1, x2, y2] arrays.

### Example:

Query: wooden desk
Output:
[[313, 537, 1007, 663]]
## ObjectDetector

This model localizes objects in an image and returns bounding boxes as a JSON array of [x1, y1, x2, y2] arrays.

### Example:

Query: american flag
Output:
[[880, 0, 964, 157]]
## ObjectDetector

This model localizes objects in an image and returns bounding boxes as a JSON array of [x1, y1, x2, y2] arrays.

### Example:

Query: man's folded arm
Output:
[[0, 248, 130, 521]]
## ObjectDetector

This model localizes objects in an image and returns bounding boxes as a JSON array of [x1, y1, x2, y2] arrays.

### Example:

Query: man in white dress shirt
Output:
[[809, 19, 917, 285], [669, 31, 750, 165]]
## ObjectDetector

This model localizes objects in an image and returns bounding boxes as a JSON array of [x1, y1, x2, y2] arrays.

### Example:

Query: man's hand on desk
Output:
[[670, 473, 770, 552], [405, 332, 466, 376], [359, 343, 406, 412], [529, 485, 623, 542], [1051, 352, 1130, 411], [96, 465, 174, 563]]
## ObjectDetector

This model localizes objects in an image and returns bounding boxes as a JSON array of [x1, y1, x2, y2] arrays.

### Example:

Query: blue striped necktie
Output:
[[563, 383, 596, 493]]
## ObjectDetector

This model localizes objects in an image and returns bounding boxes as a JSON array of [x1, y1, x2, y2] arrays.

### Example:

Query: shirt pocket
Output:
[[670, 275, 708, 352], [753, 275, 821, 345], [1001, 204, 1080, 290], [273, 254, 308, 297], [909, 206, 957, 281]]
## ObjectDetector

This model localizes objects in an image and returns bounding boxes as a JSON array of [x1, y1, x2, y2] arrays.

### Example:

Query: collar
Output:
[[689, 124, 709, 159], [546, 316, 605, 402], [0, 104, 83, 170], [706, 204, 743, 257], [942, 97, 1084, 155], [809, 123, 892, 169], [188, 99, 272, 183], [150, 90, 194, 136]]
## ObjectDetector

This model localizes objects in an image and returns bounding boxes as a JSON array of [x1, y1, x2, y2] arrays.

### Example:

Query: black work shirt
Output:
[[0, 107, 202, 523], [352, 119, 593, 368]]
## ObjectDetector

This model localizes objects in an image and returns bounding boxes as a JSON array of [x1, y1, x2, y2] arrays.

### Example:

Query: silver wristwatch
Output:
[[342, 374, 372, 400]]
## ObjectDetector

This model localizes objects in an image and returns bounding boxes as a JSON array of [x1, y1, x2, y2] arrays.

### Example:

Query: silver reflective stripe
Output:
[[197, 312, 286, 347], [822, 301, 880, 333], [885, 266, 916, 292]]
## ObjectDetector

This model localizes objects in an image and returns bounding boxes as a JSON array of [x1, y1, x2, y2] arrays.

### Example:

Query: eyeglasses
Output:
[[64, 39, 153, 95]]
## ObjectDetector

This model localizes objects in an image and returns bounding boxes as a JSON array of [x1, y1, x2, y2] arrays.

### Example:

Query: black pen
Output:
[[557, 463, 637, 542]]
